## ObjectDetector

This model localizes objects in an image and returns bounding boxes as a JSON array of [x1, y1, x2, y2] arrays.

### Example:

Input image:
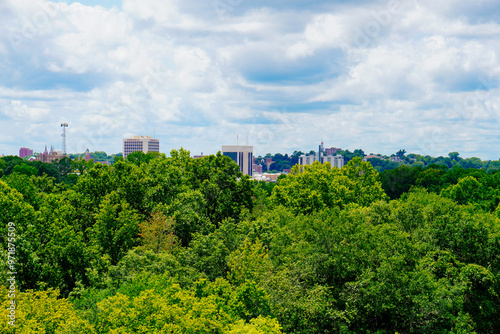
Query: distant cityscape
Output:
[[15, 135, 344, 181], [9, 123, 352, 181], [7, 123, 500, 181]]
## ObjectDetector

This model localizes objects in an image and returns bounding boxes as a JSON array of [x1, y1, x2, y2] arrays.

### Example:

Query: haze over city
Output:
[[1, 0, 500, 159]]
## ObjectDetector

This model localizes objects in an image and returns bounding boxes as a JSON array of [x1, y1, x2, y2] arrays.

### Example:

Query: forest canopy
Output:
[[1, 149, 500, 333]]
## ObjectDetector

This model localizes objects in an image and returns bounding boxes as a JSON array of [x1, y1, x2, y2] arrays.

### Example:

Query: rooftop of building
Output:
[[130, 136, 153, 139]]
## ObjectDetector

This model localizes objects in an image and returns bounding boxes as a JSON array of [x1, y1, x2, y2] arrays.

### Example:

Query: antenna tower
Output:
[[61, 123, 68, 155]]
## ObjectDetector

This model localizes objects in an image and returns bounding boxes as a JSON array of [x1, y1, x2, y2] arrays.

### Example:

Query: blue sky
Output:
[[1, 0, 500, 159]]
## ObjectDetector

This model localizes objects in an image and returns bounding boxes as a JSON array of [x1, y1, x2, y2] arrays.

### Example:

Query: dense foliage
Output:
[[1, 151, 500, 333]]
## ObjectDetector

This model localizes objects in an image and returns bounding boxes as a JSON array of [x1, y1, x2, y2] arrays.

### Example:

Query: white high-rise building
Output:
[[222, 145, 253, 176], [123, 136, 160, 158], [298, 142, 344, 169], [323, 154, 345, 169], [298, 154, 319, 166]]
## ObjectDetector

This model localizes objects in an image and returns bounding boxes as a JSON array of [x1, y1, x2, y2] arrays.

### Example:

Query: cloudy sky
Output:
[[1, 0, 500, 159]]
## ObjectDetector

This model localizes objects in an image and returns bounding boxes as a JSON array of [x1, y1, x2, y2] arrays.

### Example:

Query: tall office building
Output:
[[222, 145, 253, 176], [299, 141, 344, 169], [123, 136, 160, 158]]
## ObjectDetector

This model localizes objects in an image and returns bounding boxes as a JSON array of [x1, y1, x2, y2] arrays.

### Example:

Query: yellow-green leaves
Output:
[[227, 316, 282, 334], [228, 239, 272, 285], [0, 286, 94, 333], [93, 278, 277, 333]]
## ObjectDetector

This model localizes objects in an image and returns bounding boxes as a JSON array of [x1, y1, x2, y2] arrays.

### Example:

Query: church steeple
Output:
[[85, 148, 91, 162]]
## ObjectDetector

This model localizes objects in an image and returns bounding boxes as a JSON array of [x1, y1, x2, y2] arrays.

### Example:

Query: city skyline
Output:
[[2, 1, 500, 159], [6, 133, 500, 160]]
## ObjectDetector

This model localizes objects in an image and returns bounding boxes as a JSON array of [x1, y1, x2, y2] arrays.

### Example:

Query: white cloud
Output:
[[286, 14, 348, 59], [173, 47, 213, 90], [2, 100, 50, 121], [122, 0, 198, 30], [1, 0, 500, 159]]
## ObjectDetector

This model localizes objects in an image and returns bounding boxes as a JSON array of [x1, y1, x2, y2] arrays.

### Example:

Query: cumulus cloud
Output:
[[1, 0, 500, 159], [2, 100, 50, 121]]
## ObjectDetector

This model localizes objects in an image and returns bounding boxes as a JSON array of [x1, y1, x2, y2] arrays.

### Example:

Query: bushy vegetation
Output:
[[1, 150, 500, 333]]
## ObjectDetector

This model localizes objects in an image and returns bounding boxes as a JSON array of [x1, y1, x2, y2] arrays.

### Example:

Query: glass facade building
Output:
[[222, 145, 253, 176]]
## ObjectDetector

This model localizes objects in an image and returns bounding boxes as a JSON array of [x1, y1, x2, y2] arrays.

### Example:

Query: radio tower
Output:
[[61, 123, 68, 155]]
